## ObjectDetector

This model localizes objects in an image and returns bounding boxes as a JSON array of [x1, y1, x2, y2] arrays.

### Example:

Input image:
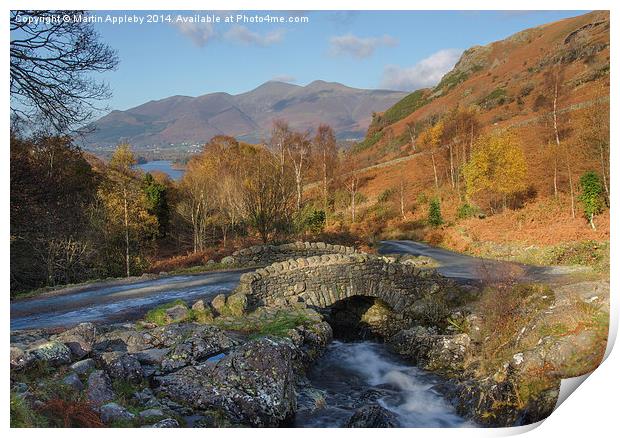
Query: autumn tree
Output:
[[98, 144, 157, 276], [540, 64, 576, 217], [417, 120, 444, 191], [576, 95, 610, 205], [269, 120, 293, 204], [242, 147, 294, 242], [313, 124, 338, 211], [287, 130, 312, 211], [441, 106, 480, 198], [10, 11, 119, 132], [338, 153, 366, 223], [463, 130, 527, 209]]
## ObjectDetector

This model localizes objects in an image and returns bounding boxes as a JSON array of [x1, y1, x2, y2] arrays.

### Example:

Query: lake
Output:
[[137, 160, 185, 181]]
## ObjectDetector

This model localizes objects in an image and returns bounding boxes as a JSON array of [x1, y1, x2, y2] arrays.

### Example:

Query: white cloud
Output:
[[174, 21, 217, 47], [271, 75, 296, 83], [224, 26, 285, 46], [329, 34, 398, 59], [380, 49, 462, 91]]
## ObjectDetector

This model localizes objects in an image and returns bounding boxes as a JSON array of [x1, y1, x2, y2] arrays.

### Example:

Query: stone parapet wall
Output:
[[233, 253, 446, 318], [225, 241, 358, 267]]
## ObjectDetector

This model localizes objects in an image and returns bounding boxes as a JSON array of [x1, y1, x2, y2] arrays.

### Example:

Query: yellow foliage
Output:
[[463, 130, 527, 199], [418, 121, 445, 149]]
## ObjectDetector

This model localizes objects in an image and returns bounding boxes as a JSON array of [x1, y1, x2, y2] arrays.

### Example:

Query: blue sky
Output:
[[93, 10, 588, 112]]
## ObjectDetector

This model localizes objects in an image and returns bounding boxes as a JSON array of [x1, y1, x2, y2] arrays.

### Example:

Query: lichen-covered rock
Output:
[[27, 340, 72, 367], [145, 418, 179, 428], [63, 372, 84, 391], [345, 405, 399, 428], [139, 408, 165, 419], [435, 374, 560, 427], [93, 327, 150, 353], [87, 370, 115, 405], [163, 305, 189, 323], [133, 348, 170, 366], [54, 322, 97, 359], [98, 351, 143, 383], [220, 256, 235, 265], [156, 337, 299, 426], [70, 358, 96, 375], [99, 402, 135, 424], [224, 293, 247, 317], [389, 326, 472, 374], [10, 346, 34, 370], [211, 294, 227, 315]]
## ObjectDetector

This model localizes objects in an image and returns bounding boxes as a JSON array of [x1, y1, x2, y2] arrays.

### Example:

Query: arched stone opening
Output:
[[320, 296, 399, 341]]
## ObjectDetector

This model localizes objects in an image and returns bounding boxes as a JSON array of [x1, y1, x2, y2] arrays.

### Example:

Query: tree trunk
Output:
[[123, 186, 130, 277], [599, 144, 609, 205], [431, 151, 439, 190], [566, 156, 576, 218], [449, 144, 455, 189], [323, 149, 328, 211], [295, 171, 302, 211], [400, 180, 405, 219]]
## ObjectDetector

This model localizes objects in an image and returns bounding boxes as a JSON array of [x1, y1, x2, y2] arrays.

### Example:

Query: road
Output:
[[11, 241, 577, 331]]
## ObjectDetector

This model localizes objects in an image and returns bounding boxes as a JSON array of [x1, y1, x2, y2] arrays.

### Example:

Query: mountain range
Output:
[[83, 80, 408, 148]]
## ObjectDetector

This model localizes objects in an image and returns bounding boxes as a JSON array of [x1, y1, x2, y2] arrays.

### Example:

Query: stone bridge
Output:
[[231, 253, 456, 336], [224, 241, 359, 268]]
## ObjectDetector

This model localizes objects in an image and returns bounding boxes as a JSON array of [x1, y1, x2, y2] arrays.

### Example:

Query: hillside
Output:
[[83, 80, 407, 149], [330, 11, 610, 260], [353, 11, 609, 174]]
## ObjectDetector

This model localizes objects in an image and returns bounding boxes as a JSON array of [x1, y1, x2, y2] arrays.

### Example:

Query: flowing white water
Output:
[[297, 341, 471, 427]]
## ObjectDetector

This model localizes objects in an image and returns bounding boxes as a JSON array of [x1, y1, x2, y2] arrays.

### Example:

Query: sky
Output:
[[91, 10, 588, 112]]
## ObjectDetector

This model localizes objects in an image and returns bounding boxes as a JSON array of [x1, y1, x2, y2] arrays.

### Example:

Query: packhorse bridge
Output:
[[229, 249, 458, 337]]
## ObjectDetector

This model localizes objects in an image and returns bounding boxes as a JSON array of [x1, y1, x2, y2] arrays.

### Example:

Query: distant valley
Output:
[[83, 80, 407, 153]]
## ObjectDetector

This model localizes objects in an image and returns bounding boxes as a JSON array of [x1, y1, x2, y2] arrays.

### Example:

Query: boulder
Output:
[[99, 402, 135, 424], [93, 328, 150, 353], [98, 351, 143, 383], [211, 294, 227, 315], [54, 323, 97, 359], [27, 340, 72, 367], [345, 405, 399, 428], [10, 346, 34, 370], [156, 337, 299, 426], [224, 293, 247, 317], [62, 372, 84, 391], [191, 299, 206, 311], [133, 348, 170, 366], [139, 408, 165, 419], [146, 418, 180, 428], [159, 326, 236, 373], [70, 358, 96, 376], [164, 304, 189, 323], [220, 256, 235, 265], [389, 327, 472, 374], [87, 370, 115, 405]]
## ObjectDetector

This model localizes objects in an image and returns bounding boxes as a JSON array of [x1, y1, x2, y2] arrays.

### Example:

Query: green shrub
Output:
[[294, 206, 326, 234], [457, 203, 478, 219], [11, 392, 47, 427], [378, 187, 396, 203], [578, 171, 604, 229], [427, 198, 443, 226]]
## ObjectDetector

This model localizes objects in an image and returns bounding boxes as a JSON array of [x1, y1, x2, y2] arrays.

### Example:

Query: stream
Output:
[[295, 341, 469, 427]]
